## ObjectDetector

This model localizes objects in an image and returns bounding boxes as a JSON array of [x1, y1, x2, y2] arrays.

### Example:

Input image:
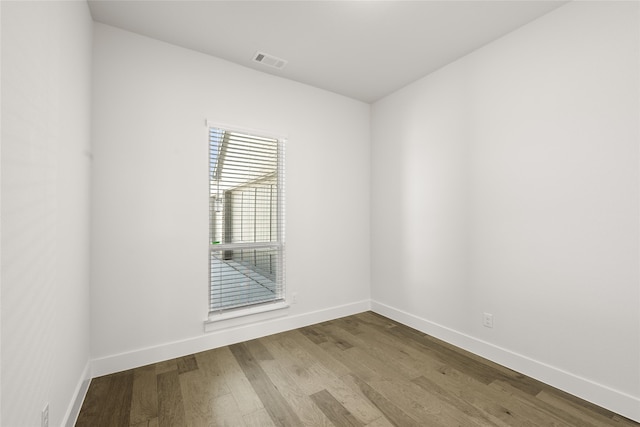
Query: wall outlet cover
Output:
[[483, 312, 494, 328]]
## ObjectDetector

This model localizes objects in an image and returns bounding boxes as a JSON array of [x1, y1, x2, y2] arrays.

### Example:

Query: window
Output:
[[209, 126, 285, 315]]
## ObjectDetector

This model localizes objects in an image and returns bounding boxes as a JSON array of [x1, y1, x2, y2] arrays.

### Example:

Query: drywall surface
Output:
[[91, 23, 370, 368], [1, 1, 93, 425], [371, 1, 639, 420]]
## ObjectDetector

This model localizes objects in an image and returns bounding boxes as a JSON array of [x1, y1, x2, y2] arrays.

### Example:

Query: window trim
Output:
[[205, 121, 287, 322], [204, 301, 290, 332]]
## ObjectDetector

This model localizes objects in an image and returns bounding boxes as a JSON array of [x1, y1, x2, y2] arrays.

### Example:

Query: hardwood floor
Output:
[[76, 312, 639, 426]]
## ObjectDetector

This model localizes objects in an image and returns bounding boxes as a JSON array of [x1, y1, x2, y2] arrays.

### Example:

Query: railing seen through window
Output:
[[209, 126, 285, 313]]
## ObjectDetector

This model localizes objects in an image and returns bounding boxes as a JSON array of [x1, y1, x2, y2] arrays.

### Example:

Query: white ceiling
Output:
[[88, 0, 567, 103]]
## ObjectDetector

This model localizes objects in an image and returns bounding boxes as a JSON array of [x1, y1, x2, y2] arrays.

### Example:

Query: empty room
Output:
[[1, 0, 639, 426]]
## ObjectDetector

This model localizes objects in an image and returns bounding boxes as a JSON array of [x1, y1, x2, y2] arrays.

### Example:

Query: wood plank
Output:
[[537, 388, 634, 426], [310, 389, 365, 427], [338, 316, 445, 376], [318, 342, 383, 383], [230, 342, 303, 426], [300, 325, 329, 344], [179, 369, 216, 427], [490, 379, 600, 427], [210, 392, 246, 426], [342, 373, 422, 427], [418, 331, 529, 381], [75, 375, 113, 426], [333, 315, 366, 336], [414, 372, 566, 427], [129, 365, 158, 425], [385, 323, 543, 396], [313, 323, 354, 350], [102, 370, 134, 427], [157, 370, 186, 427], [262, 331, 384, 424], [354, 312, 402, 330], [259, 358, 334, 426], [260, 333, 324, 394], [340, 317, 530, 426], [288, 329, 352, 377], [208, 346, 264, 415], [192, 348, 231, 398], [130, 418, 159, 427], [155, 359, 178, 375], [262, 332, 315, 369], [315, 322, 413, 385], [176, 354, 199, 374], [244, 338, 275, 361], [325, 341, 465, 425], [364, 377, 489, 427], [319, 321, 425, 379], [411, 375, 504, 427], [364, 416, 395, 427], [243, 408, 278, 427], [412, 373, 525, 427]]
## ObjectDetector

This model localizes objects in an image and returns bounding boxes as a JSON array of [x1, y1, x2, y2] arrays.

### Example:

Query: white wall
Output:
[[90, 23, 371, 373], [1, 1, 93, 426], [371, 1, 639, 421]]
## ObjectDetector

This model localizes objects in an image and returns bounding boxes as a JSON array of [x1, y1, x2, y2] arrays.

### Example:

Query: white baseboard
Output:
[[370, 300, 640, 423], [63, 360, 91, 427], [91, 299, 371, 378]]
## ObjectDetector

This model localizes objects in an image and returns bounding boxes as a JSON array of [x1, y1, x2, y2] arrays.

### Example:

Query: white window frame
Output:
[[205, 121, 287, 327]]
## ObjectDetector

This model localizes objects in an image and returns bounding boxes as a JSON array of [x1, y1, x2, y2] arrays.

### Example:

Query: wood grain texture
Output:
[[230, 342, 303, 426], [129, 365, 158, 425], [76, 370, 134, 427], [310, 389, 364, 427], [77, 312, 639, 427], [176, 354, 199, 375], [210, 346, 264, 415], [157, 370, 186, 426]]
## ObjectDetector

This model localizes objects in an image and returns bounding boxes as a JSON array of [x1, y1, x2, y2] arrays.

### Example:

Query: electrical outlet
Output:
[[483, 312, 494, 328], [291, 292, 298, 304], [42, 403, 49, 427]]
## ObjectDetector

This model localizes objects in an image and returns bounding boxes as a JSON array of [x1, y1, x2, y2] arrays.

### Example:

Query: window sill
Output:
[[204, 301, 290, 333]]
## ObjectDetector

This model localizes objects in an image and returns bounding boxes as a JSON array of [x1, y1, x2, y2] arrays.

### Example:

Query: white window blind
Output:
[[209, 126, 285, 314]]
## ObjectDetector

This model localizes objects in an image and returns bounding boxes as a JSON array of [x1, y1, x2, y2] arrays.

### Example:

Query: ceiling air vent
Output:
[[253, 51, 288, 70]]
